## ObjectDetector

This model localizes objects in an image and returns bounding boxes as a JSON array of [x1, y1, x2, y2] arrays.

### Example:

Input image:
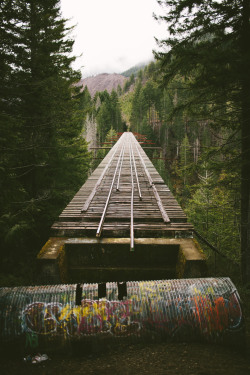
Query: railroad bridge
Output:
[[2, 133, 243, 350], [38, 132, 206, 283]]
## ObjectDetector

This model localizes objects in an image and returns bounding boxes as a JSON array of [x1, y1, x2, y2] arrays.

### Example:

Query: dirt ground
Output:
[[1, 339, 250, 375]]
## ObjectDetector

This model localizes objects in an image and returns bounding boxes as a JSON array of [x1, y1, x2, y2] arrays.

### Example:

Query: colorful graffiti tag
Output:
[[22, 299, 140, 337], [0, 278, 244, 349]]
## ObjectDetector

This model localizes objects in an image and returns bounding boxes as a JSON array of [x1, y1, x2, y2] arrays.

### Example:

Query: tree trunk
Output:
[[240, 0, 250, 284]]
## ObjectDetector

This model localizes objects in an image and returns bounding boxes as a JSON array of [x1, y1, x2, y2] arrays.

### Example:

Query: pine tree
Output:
[[110, 90, 123, 132], [154, 0, 250, 283], [96, 92, 113, 143], [96, 90, 123, 142], [179, 135, 192, 186], [0, 0, 90, 285]]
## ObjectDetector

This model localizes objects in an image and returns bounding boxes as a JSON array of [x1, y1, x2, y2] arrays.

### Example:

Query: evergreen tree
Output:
[[96, 92, 112, 143], [179, 135, 192, 187], [96, 90, 123, 142], [186, 170, 241, 275], [0, 0, 90, 285], [130, 81, 144, 133], [154, 0, 250, 283], [110, 90, 123, 132]]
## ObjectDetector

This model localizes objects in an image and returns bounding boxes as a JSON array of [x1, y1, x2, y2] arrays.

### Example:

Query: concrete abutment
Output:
[[37, 237, 206, 284]]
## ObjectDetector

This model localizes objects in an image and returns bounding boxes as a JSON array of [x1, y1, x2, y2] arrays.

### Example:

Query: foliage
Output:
[[119, 91, 134, 128], [95, 90, 123, 143], [91, 128, 118, 170], [123, 74, 135, 93], [121, 63, 147, 77], [186, 171, 240, 259], [153, 0, 250, 283], [116, 12, 244, 280], [0, 0, 91, 286]]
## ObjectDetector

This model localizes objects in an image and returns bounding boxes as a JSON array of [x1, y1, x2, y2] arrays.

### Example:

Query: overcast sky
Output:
[[60, 0, 167, 77]]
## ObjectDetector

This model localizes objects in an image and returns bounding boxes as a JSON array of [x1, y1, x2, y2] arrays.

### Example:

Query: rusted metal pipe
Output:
[[0, 278, 244, 351]]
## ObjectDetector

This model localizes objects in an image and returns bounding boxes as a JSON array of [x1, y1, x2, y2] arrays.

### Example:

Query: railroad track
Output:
[[52, 132, 192, 247]]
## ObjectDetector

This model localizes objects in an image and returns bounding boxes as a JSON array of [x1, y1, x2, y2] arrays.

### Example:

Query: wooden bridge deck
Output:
[[38, 132, 205, 284], [51, 132, 193, 243]]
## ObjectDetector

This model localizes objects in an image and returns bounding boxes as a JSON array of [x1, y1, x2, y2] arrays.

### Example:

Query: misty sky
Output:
[[60, 0, 167, 77]]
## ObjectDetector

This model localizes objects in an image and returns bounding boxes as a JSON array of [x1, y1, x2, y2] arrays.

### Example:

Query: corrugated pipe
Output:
[[0, 278, 244, 351]]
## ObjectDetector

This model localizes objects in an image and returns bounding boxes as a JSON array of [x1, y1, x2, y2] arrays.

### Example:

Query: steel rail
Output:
[[129, 142, 134, 251], [134, 140, 170, 224], [130, 138, 142, 201], [116, 142, 125, 191], [81, 139, 121, 212], [96, 141, 125, 237]]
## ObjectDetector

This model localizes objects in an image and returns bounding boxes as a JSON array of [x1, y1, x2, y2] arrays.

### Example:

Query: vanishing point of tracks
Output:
[[53, 132, 192, 248]]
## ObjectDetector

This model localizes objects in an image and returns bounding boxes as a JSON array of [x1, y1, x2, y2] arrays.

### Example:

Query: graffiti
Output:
[[141, 291, 242, 338], [134, 279, 243, 339], [0, 278, 244, 347], [22, 299, 141, 337], [21, 281, 242, 342]]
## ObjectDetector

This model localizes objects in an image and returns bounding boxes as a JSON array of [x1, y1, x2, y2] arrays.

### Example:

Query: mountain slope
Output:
[[77, 73, 127, 96], [121, 62, 147, 77]]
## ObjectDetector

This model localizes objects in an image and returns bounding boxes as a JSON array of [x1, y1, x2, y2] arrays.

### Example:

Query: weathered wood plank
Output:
[[53, 132, 192, 239]]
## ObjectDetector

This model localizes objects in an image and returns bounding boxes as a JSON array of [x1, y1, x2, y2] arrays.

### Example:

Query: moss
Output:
[[37, 239, 52, 259], [193, 238, 205, 255]]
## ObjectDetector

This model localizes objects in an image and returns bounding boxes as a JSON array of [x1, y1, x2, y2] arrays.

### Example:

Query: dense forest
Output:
[[1, 0, 249, 287], [120, 59, 242, 281], [164, 0, 250, 285], [118, 0, 250, 285], [0, 0, 91, 285]]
